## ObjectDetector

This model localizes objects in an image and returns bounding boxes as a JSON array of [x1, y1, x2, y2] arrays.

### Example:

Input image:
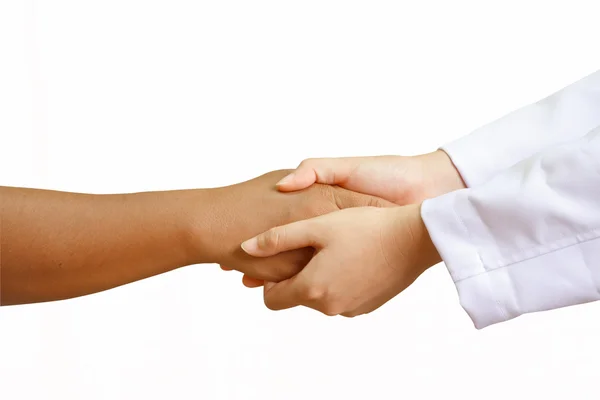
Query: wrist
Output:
[[407, 203, 442, 272], [418, 150, 466, 199], [128, 188, 226, 267], [122, 191, 203, 268], [172, 188, 227, 266]]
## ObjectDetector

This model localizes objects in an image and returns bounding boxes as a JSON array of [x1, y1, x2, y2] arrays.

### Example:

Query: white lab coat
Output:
[[421, 70, 600, 329]]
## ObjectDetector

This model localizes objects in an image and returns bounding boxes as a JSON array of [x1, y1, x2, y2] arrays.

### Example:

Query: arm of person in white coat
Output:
[[442, 69, 600, 187], [256, 70, 600, 214], [422, 125, 600, 329]]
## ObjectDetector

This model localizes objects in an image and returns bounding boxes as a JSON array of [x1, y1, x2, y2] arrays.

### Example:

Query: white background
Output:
[[1, 1, 600, 399]]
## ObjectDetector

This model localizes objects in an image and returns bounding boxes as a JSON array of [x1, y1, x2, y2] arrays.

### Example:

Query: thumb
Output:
[[241, 218, 321, 257], [276, 158, 358, 192]]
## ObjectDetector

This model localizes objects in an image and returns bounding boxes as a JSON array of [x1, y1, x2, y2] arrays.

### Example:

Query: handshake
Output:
[[0, 151, 465, 316], [202, 151, 465, 317]]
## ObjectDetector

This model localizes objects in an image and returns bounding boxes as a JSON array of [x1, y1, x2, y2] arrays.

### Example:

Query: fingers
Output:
[[262, 254, 344, 316], [241, 219, 321, 258], [262, 276, 305, 311], [221, 246, 313, 282], [276, 158, 358, 192], [242, 275, 264, 288], [264, 274, 345, 316], [221, 265, 264, 287]]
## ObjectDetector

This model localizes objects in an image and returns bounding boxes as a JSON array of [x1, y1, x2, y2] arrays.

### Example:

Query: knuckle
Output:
[[301, 283, 327, 302], [368, 196, 387, 208], [298, 284, 347, 316], [259, 228, 283, 250], [299, 158, 318, 168]]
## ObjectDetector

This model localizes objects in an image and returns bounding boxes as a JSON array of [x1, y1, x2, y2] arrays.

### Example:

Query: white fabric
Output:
[[422, 71, 600, 328], [442, 69, 600, 187]]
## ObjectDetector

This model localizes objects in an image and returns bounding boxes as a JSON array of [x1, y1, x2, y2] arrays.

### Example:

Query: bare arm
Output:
[[0, 186, 209, 305], [0, 171, 390, 305]]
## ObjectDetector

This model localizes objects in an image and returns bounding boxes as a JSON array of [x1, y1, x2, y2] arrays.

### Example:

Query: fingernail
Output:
[[241, 237, 258, 254], [275, 173, 294, 186]]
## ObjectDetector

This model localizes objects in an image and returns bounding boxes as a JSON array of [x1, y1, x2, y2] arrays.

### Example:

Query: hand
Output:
[[239, 205, 441, 317], [196, 170, 394, 284], [275, 150, 466, 205]]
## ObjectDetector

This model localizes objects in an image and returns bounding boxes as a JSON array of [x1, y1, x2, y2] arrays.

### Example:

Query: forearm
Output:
[[0, 186, 216, 305]]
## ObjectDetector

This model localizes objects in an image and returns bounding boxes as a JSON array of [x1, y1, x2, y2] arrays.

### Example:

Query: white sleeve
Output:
[[421, 126, 600, 329], [442, 69, 600, 187]]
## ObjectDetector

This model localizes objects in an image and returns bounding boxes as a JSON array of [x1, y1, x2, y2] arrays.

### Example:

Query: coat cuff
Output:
[[421, 191, 510, 328], [421, 190, 600, 329]]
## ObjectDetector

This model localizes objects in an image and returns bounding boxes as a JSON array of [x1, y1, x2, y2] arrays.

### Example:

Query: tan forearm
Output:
[[0, 186, 213, 305], [0, 170, 388, 304]]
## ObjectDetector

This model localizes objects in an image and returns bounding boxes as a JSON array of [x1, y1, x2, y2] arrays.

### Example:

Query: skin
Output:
[[229, 150, 466, 289], [0, 170, 393, 305], [275, 150, 466, 204], [241, 204, 441, 317]]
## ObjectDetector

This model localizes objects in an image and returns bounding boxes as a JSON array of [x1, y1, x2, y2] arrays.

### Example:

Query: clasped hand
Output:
[[222, 151, 463, 317]]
